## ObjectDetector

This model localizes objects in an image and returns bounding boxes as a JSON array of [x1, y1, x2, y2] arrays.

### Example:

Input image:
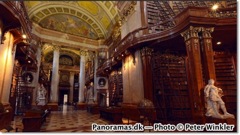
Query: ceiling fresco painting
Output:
[[39, 14, 98, 39], [24, 1, 119, 40]]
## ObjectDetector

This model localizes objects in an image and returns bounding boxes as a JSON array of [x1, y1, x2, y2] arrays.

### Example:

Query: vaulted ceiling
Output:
[[24, 1, 120, 40]]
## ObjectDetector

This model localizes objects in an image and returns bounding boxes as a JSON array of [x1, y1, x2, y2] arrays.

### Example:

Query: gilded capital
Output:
[[51, 45, 61, 51], [181, 26, 201, 41], [140, 47, 153, 57], [70, 71, 75, 75], [80, 50, 88, 56], [201, 27, 214, 38]]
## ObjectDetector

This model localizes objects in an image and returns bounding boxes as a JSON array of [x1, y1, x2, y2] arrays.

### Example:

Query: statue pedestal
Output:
[[87, 98, 94, 104], [37, 98, 46, 106]]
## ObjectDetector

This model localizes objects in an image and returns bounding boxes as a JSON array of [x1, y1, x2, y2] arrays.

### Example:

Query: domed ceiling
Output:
[[24, 1, 120, 40]]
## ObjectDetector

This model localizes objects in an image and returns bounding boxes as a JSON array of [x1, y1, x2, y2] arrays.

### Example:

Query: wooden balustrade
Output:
[[107, 6, 236, 64]]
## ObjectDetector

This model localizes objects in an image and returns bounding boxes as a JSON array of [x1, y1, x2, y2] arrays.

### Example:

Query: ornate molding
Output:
[[120, 1, 137, 23], [181, 26, 214, 41], [205, 39, 212, 51]]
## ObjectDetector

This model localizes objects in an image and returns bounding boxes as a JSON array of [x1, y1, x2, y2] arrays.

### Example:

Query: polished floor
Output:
[[10, 105, 111, 132]]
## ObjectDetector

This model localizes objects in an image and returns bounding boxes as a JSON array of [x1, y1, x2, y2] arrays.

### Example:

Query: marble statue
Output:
[[204, 79, 234, 119], [87, 83, 94, 104], [36, 84, 47, 105]]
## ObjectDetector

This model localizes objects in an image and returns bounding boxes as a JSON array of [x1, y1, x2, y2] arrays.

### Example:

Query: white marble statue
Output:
[[204, 79, 234, 119], [36, 84, 47, 105], [87, 83, 94, 104]]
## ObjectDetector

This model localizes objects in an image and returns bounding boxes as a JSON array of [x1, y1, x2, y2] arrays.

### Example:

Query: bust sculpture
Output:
[[204, 79, 234, 119]]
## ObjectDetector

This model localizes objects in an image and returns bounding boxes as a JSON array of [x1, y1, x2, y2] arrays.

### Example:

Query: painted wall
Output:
[[122, 50, 144, 104], [0, 32, 16, 104], [121, 2, 143, 38]]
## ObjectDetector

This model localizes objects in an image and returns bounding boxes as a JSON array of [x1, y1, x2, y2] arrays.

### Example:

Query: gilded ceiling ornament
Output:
[[112, 21, 121, 40], [120, 1, 137, 23]]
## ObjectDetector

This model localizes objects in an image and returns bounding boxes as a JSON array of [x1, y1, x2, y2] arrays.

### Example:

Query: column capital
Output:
[[70, 71, 75, 75], [181, 26, 201, 41], [201, 27, 214, 38], [140, 47, 153, 57], [52, 45, 61, 51], [79, 49, 88, 56]]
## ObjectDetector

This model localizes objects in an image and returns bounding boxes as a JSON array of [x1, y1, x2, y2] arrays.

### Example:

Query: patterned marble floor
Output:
[[10, 105, 111, 132]]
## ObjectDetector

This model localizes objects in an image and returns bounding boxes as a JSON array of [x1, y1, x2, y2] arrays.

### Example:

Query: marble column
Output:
[[181, 26, 204, 123], [200, 27, 216, 81], [140, 47, 154, 102], [69, 72, 74, 104], [93, 51, 98, 102], [32, 45, 41, 105], [0, 19, 2, 43], [50, 46, 60, 103], [79, 50, 87, 102], [0, 32, 15, 105], [123, 50, 144, 104]]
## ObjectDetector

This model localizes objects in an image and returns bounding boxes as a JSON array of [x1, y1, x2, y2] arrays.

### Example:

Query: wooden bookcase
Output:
[[108, 68, 123, 106], [214, 52, 237, 116], [73, 74, 79, 103], [9, 60, 21, 114], [152, 53, 192, 123], [14, 75, 34, 115]]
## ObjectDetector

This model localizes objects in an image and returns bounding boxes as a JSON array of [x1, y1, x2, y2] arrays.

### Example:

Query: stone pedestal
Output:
[[37, 98, 46, 106], [46, 103, 58, 111]]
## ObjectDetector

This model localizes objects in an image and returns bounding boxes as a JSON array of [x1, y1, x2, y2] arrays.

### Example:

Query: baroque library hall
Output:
[[0, 1, 237, 132]]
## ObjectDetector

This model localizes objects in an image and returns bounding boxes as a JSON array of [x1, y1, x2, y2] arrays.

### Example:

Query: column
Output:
[[0, 32, 15, 104], [181, 26, 204, 122], [0, 19, 2, 43], [50, 46, 60, 103], [79, 50, 87, 102], [93, 51, 98, 102], [200, 27, 216, 81], [140, 47, 154, 102], [69, 72, 74, 104], [32, 45, 41, 105], [123, 50, 144, 104]]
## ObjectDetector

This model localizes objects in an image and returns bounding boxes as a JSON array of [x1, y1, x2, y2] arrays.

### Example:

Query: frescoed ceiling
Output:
[[24, 1, 119, 40]]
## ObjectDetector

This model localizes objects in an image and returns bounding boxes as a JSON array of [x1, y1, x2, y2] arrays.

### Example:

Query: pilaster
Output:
[[140, 47, 154, 102], [200, 27, 216, 81], [181, 26, 204, 123]]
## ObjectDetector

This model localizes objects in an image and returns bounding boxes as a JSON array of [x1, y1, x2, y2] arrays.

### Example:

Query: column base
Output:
[[46, 102, 59, 111], [77, 102, 87, 110]]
